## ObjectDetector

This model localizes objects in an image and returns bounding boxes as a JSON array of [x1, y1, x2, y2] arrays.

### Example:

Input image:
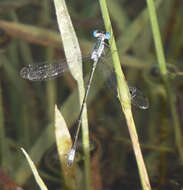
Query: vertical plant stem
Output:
[[40, 0, 57, 122], [98, 0, 152, 189], [40, 0, 51, 25], [0, 82, 6, 168], [8, 10, 34, 150], [146, 0, 183, 163], [46, 48, 56, 121], [146, 0, 167, 74]]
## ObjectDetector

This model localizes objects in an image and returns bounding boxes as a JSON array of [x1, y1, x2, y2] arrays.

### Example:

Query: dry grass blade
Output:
[[53, 0, 91, 189], [54, 105, 76, 189], [21, 148, 48, 190]]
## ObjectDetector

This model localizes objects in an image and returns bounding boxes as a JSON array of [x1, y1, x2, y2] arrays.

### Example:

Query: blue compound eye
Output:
[[93, 29, 99, 37], [105, 32, 111, 39]]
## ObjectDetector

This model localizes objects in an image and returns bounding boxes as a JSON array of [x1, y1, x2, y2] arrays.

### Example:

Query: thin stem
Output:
[[146, 0, 183, 163], [98, 0, 152, 190], [0, 82, 6, 168], [146, 0, 167, 75]]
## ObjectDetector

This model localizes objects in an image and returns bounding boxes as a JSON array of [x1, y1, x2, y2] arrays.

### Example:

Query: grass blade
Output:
[[54, 105, 76, 189], [146, 0, 183, 163], [53, 0, 91, 189], [98, 0, 152, 189], [21, 148, 48, 190]]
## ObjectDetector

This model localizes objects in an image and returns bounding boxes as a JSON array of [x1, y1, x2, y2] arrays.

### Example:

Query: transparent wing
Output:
[[97, 60, 149, 110], [20, 56, 90, 81], [129, 86, 149, 109], [20, 59, 68, 81]]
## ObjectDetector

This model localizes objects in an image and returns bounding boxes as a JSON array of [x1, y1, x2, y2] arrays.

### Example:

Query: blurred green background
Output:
[[0, 0, 183, 189]]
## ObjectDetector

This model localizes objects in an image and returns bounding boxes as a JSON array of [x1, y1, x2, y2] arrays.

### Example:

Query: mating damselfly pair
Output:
[[20, 30, 149, 166]]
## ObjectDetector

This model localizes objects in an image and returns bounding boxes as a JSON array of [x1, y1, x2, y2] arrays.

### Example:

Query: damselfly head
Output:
[[93, 29, 111, 40]]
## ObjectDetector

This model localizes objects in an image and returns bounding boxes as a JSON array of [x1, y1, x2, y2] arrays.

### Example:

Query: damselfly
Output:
[[20, 30, 149, 166], [19, 30, 110, 81]]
